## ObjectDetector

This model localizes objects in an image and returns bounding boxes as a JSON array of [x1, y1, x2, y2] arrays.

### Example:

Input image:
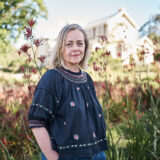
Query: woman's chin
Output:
[[70, 59, 82, 65]]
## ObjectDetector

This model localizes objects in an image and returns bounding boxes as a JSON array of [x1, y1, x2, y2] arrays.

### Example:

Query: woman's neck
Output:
[[63, 64, 80, 73]]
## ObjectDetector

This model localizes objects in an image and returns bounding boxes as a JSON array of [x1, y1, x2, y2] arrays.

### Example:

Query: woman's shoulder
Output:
[[42, 67, 65, 80], [37, 68, 62, 90], [84, 71, 93, 82]]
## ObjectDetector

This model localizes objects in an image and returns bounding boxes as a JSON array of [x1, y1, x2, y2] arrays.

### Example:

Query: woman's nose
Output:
[[72, 44, 78, 50]]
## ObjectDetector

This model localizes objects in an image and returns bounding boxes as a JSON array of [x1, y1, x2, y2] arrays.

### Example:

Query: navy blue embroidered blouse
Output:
[[28, 66, 108, 159]]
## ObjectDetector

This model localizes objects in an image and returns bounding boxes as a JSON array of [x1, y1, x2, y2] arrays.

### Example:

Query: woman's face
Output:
[[63, 29, 85, 68]]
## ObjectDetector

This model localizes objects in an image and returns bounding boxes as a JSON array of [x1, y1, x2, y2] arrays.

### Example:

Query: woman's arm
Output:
[[32, 127, 59, 160]]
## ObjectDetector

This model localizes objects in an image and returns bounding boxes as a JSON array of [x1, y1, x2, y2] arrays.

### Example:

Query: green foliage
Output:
[[0, 29, 13, 54], [154, 52, 160, 61], [104, 92, 160, 160], [107, 101, 127, 122], [117, 107, 160, 159], [0, 0, 48, 54], [105, 125, 124, 160]]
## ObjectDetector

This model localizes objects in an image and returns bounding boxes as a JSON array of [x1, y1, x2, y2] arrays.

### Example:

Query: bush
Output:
[[154, 52, 160, 61], [0, 83, 40, 159]]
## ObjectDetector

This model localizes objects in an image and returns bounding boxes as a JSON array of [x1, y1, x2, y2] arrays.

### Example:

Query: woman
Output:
[[28, 24, 108, 160]]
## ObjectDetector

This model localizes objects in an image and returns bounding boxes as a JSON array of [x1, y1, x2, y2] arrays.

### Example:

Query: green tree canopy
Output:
[[0, 0, 48, 54]]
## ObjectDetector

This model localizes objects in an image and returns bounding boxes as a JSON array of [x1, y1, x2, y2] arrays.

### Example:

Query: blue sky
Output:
[[16, 0, 160, 48]]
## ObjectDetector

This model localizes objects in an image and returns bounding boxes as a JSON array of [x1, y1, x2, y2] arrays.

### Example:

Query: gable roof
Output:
[[86, 8, 139, 30], [137, 36, 156, 49]]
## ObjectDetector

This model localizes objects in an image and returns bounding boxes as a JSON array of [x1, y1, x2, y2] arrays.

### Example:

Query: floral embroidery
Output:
[[70, 101, 75, 107], [99, 114, 102, 118], [74, 134, 79, 140], [93, 132, 96, 138], [77, 87, 80, 91], [55, 97, 59, 103], [86, 102, 89, 107]]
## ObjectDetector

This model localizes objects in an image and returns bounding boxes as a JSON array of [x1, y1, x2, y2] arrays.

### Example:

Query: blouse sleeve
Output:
[[86, 72, 97, 96], [28, 69, 62, 129]]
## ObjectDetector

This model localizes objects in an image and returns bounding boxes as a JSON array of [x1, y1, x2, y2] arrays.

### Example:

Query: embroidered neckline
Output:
[[54, 67, 87, 83]]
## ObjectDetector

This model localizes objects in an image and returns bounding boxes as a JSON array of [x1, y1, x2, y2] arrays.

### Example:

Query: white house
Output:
[[85, 8, 156, 64]]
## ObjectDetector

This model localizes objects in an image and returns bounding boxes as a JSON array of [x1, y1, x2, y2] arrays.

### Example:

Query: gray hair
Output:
[[47, 24, 90, 70]]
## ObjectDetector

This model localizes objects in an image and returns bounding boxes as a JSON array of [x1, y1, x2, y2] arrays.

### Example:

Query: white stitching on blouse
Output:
[[58, 137, 107, 150], [32, 103, 54, 118]]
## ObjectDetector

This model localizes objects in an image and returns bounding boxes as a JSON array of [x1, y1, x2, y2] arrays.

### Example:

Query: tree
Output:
[[139, 12, 160, 49], [0, 0, 48, 54], [139, 13, 160, 35]]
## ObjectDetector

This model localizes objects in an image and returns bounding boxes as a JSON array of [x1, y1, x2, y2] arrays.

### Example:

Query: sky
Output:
[[16, 0, 160, 48]]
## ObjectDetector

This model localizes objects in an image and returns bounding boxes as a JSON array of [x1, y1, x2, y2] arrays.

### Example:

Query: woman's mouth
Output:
[[72, 54, 80, 57]]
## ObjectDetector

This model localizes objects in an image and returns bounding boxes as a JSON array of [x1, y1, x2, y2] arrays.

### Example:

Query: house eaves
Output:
[[138, 36, 156, 49], [85, 12, 118, 29], [85, 8, 139, 30]]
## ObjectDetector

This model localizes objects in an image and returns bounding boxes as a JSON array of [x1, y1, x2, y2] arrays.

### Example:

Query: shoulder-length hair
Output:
[[47, 24, 90, 70]]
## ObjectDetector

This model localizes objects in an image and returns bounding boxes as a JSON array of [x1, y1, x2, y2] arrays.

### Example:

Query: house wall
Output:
[[86, 24, 108, 39], [136, 40, 155, 64], [107, 15, 138, 44]]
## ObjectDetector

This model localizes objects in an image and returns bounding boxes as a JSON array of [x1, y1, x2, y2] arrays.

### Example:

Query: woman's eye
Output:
[[66, 43, 72, 47], [77, 43, 83, 46]]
